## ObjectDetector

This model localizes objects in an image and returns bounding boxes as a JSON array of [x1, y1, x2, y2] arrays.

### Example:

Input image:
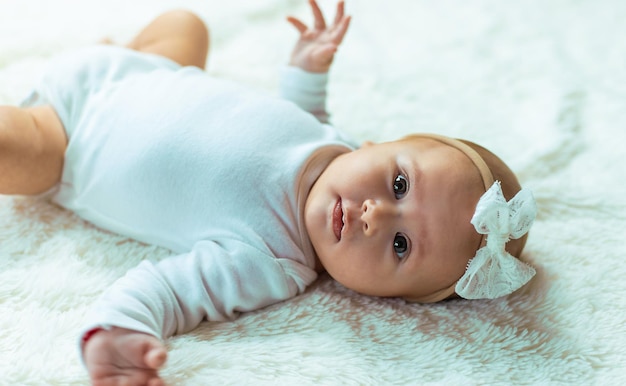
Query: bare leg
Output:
[[126, 10, 210, 69], [0, 105, 66, 195], [0, 11, 209, 196]]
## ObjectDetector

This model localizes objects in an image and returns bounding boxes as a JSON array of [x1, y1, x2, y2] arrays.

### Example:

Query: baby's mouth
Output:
[[332, 198, 344, 241]]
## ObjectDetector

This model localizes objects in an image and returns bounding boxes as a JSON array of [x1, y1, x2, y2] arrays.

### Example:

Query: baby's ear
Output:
[[361, 140, 375, 148]]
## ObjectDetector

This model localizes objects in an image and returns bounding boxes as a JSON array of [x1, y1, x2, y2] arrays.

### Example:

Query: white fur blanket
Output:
[[1, 0, 625, 384]]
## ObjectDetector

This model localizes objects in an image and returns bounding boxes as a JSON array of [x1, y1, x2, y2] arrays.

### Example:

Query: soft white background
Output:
[[1, 0, 625, 384]]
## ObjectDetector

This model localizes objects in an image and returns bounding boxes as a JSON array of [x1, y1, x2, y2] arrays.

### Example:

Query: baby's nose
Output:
[[361, 199, 397, 235]]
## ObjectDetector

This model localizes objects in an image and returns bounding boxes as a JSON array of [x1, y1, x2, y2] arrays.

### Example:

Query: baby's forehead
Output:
[[398, 135, 454, 150], [398, 136, 485, 190], [401, 134, 494, 187], [400, 136, 475, 165]]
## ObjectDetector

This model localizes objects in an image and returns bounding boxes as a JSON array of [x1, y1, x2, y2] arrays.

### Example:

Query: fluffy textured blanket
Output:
[[1, 0, 625, 384]]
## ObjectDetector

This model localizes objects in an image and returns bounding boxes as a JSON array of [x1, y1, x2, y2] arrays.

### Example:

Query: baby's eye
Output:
[[393, 233, 410, 259], [393, 174, 408, 199]]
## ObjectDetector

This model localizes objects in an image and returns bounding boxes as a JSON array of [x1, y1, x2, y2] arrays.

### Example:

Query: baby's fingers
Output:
[[309, 0, 327, 30], [330, 15, 351, 44], [332, 0, 345, 27], [286, 16, 308, 34], [144, 345, 167, 370], [139, 337, 168, 370]]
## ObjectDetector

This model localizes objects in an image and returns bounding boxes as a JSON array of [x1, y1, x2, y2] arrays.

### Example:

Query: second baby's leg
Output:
[[126, 10, 210, 69], [0, 105, 66, 195]]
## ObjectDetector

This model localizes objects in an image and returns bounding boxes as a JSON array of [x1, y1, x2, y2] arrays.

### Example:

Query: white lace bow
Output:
[[455, 181, 537, 299]]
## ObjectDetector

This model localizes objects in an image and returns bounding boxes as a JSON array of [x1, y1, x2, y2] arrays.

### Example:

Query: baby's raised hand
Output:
[[83, 327, 167, 386], [287, 0, 351, 73]]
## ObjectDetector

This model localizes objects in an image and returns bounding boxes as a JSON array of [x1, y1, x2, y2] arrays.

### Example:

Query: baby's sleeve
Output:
[[279, 66, 330, 124], [79, 239, 312, 341]]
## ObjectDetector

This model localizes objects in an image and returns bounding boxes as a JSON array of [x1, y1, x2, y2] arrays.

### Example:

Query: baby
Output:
[[0, 1, 537, 385]]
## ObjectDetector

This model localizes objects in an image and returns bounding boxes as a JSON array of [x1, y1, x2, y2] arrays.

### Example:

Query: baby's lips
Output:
[[332, 198, 343, 241]]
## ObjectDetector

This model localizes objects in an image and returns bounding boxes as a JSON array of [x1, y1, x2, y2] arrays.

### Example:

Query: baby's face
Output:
[[305, 137, 485, 300]]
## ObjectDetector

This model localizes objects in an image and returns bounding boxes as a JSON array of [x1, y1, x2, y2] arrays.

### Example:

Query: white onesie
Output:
[[29, 45, 355, 340]]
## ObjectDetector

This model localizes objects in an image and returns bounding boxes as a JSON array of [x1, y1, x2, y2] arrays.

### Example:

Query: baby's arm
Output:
[[282, 1, 350, 124], [80, 240, 310, 385], [287, 0, 351, 74]]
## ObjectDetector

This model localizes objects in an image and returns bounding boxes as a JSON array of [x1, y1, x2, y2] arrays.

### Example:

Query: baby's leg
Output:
[[0, 105, 66, 195], [126, 10, 210, 70]]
